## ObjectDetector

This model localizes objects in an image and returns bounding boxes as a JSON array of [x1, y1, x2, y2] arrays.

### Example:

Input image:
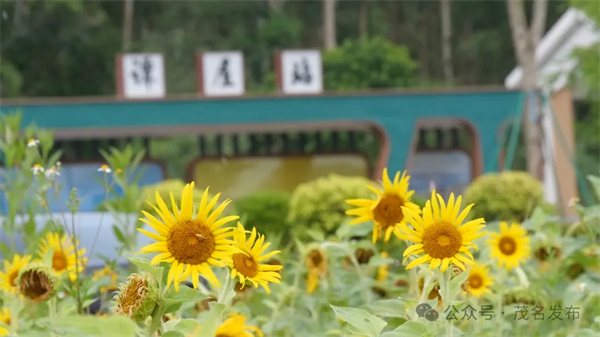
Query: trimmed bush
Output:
[[234, 191, 291, 238], [288, 174, 376, 237], [463, 171, 543, 222]]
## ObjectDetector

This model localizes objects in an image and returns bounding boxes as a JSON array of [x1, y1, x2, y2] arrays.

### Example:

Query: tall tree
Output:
[[440, 0, 453, 86], [506, 0, 549, 180], [122, 0, 135, 52], [323, 0, 337, 49], [359, 0, 368, 38]]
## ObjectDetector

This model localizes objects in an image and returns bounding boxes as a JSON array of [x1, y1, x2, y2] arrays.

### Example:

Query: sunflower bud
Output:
[[113, 272, 158, 322], [16, 263, 59, 303]]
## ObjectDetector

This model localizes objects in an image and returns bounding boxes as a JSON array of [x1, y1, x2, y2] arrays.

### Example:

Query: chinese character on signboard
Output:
[[198, 51, 245, 97], [118, 53, 166, 99], [278, 50, 323, 95]]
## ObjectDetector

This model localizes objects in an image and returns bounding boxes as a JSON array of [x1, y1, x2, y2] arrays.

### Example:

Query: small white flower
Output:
[[98, 164, 112, 173], [576, 282, 587, 293], [45, 166, 60, 179], [27, 138, 40, 147], [31, 164, 44, 175]]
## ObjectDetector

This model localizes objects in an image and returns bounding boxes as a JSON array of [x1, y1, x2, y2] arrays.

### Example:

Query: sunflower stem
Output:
[[514, 266, 529, 288], [346, 247, 372, 304], [409, 267, 420, 299], [497, 289, 504, 337], [439, 269, 452, 337], [47, 297, 58, 337], [419, 272, 433, 304], [217, 269, 232, 305], [146, 306, 165, 337]]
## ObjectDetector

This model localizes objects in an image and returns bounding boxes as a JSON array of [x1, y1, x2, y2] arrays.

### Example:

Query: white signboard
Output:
[[121, 53, 166, 99], [201, 51, 245, 96], [280, 50, 323, 95]]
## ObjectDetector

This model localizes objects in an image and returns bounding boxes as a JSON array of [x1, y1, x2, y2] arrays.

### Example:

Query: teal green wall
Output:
[[1, 91, 524, 174]]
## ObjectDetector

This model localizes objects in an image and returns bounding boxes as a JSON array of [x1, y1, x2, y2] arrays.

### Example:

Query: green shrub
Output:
[[140, 179, 210, 214], [323, 37, 418, 90], [288, 174, 376, 237], [234, 191, 291, 239], [463, 171, 543, 222]]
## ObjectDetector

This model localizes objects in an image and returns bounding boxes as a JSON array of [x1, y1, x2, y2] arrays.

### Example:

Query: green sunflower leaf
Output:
[[127, 257, 163, 281], [331, 305, 387, 337], [383, 321, 430, 337], [52, 315, 140, 337], [161, 331, 185, 337], [194, 302, 227, 336], [449, 270, 470, 300], [173, 318, 202, 334], [164, 284, 209, 305]]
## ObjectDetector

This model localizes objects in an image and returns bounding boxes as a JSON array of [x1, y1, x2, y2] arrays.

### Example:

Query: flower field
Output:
[[0, 113, 599, 337]]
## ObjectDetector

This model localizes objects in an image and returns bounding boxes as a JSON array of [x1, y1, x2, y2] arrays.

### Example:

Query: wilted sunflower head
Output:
[[16, 263, 59, 303], [503, 286, 544, 306], [418, 277, 441, 301], [355, 248, 375, 264], [305, 248, 327, 274], [533, 244, 562, 262], [113, 272, 159, 322], [377, 251, 391, 282]]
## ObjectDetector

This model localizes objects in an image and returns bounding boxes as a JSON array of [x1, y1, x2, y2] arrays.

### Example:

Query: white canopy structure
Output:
[[504, 7, 599, 214], [505, 7, 599, 98]]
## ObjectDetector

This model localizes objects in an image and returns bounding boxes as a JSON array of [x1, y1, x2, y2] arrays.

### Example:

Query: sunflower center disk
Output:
[[373, 194, 405, 229], [52, 252, 68, 272], [468, 274, 483, 289], [8, 271, 18, 287], [167, 220, 216, 265], [499, 237, 517, 255], [232, 253, 258, 278], [422, 222, 462, 259]]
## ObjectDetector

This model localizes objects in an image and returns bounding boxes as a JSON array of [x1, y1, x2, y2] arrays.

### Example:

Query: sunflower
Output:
[[222, 223, 282, 294], [400, 190, 486, 272], [0, 308, 9, 337], [215, 313, 263, 337], [305, 248, 327, 294], [92, 265, 119, 293], [138, 182, 239, 291], [466, 263, 493, 297], [377, 251, 390, 282], [16, 263, 59, 303], [113, 272, 158, 322], [38, 232, 87, 281], [488, 222, 530, 270], [346, 168, 421, 243], [0, 254, 32, 294]]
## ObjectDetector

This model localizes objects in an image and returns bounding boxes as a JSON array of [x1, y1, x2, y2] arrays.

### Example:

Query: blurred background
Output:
[[0, 0, 598, 228]]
